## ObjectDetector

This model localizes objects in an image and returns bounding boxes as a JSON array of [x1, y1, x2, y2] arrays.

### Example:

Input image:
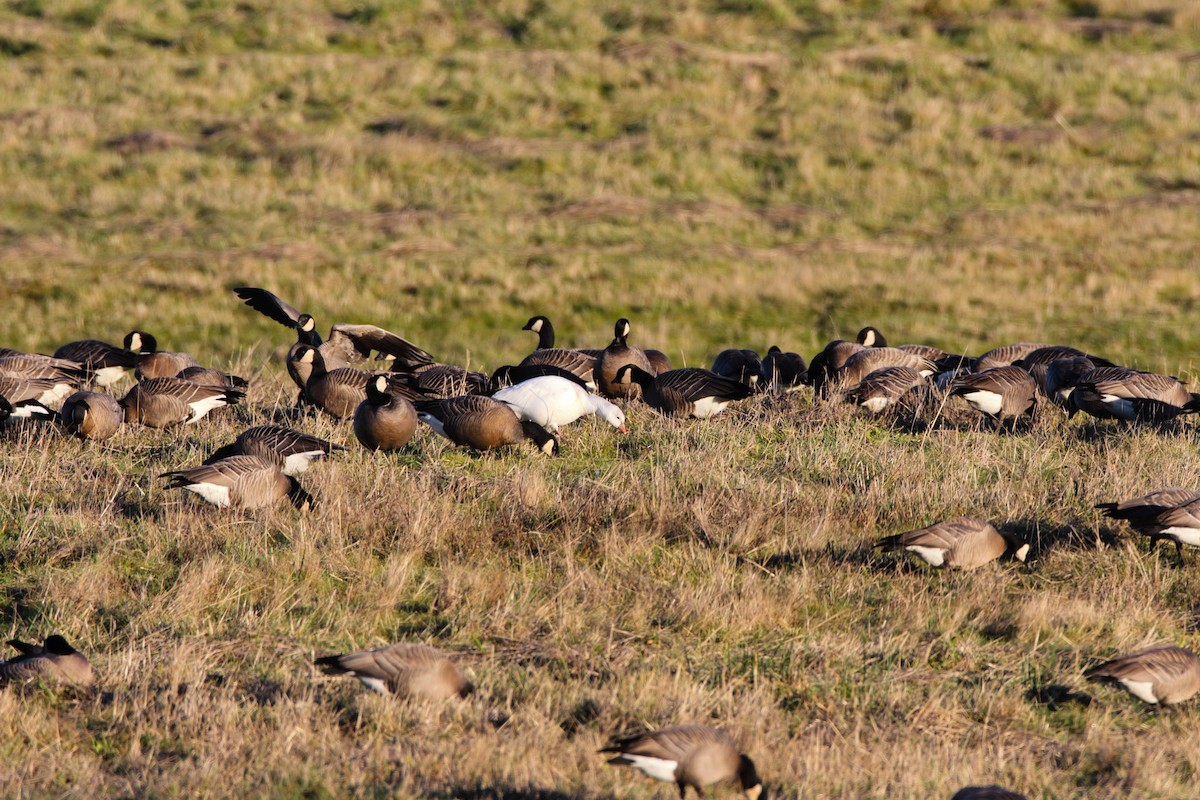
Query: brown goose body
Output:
[[123, 331, 200, 380], [949, 366, 1037, 422], [177, 365, 248, 390], [354, 375, 418, 451], [617, 365, 753, 419], [601, 724, 765, 800], [519, 315, 598, 386], [876, 517, 1029, 570], [61, 390, 123, 441], [0, 375, 67, 417], [808, 340, 866, 394], [396, 362, 488, 398], [294, 345, 374, 419], [415, 394, 558, 454], [837, 347, 935, 390], [596, 318, 654, 399], [845, 366, 925, 413], [121, 377, 244, 428], [1105, 495, 1200, 558], [0, 635, 93, 687], [315, 643, 472, 700], [1096, 488, 1200, 529], [1070, 368, 1195, 421], [206, 424, 343, 476], [0, 352, 84, 384], [1085, 644, 1200, 705], [761, 346, 807, 392], [163, 455, 315, 510], [54, 338, 138, 386], [1016, 345, 1115, 390], [973, 342, 1051, 373]]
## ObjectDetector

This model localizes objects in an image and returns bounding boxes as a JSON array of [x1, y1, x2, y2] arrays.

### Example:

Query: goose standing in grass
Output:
[[760, 346, 807, 392], [206, 424, 344, 475], [492, 374, 626, 433], [0, 353, 81, 411], [120, 377, 244, 428], [415, 395, 559, 454], [836, 347, 935, 390], [845, 366, 926, 413], [353, 375, 418, 451], [162, 455, 316, 510], [54, 337, 139, 387], [518, 315, 599, 387], [1098, 494, 1200, 560], [0, 635, 93, 687], [875, 517, 1030, 570], [973, 342, 1051, 373], [616, 364, 752, 419], [808, 327, 885, 394], [123, 331, 201, 380], [60, 390, 123, 441], [596, 318, 654, 399], [1084, 644, 1200, 705], [1068, 367, 1198, 422], [601, 724, 766, 800], [292, 345, 387, 419], [949, 366, 1038, 425], [314, 643, 473, 700]]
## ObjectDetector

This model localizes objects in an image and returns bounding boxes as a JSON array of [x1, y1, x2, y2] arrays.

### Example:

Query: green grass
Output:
[[4, 0, 1200, 797]]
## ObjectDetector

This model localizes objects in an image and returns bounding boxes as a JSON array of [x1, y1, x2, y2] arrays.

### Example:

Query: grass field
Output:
[[3, 0, 1200, 797]]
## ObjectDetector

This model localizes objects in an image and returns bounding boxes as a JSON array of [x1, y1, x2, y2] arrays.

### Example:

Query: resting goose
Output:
[[60, 390, 123, 441], [123, 331, 201, 380], [54, 337, 139, 386], [596, 319, 654, 399], [120, 377, 244, 428], [415, 395, 559, 454], [314, 642, 472, 700], [760, 346, 807, 392], [0, 635, 93, 687], [875, 517, 1030, 570], [711, 349, 763, 390], [836, 347, 936, 390], [206, 424, 344, 475], [492, 374, 626, 433], [615, 365, 752, 419], [162, 455, 316, 510], [845, 366, 926, 413], [1085, 644, 1200, 705], [353, 375, 419, 451], [949, 366, 1037, 423], [601, 724, 766, 800], [1068, 368, 1198, 422], [0, 375, 67, 418], [973, 342, 1051, 373]]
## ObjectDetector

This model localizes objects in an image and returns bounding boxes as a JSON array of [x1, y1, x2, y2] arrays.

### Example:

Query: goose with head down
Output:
[[415, 394, 559, 454], [616, 365, 753, 419], [601, 724, 766, 800]]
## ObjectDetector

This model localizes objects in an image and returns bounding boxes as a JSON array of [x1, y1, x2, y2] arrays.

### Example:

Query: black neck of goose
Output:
[[520, 420, 559, 455], [533, 319, 555, 349], [287, 479, 316, 510], [621, 364, 655, 388], [365, 379, 392, 406], [305, 348, 329, 377], [736, 756, 762, 794], [44, 635, 77, 656]]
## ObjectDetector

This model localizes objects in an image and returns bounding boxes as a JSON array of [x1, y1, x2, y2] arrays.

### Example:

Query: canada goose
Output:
[[808, 337, 870, 394], [950, 788, 1027, 800], [233, 287, 433, 388], [1015, 345, 1116, 390], [875, 517, 1030, 570], [162, 455, 316, 510], [949, 366, 1038, 423], [1099, 494, 1200, 559], [1084, 644, 1200, 705], [123, 331, 201, 380], [415, 395, 559, 454], [973, 342, 1052, 373], [760, 346, 807, 392], [293, 345, 378, 419], [354, 375, 418, 451], [521, 315, 603, 358], [1042, 356, 1098, 405], [0, 635, 93, 687], [711, 349, 762, 390], [176, 365, 249, 390], [54, 338, 138, 386], [492, 374, 626, 433], [314, 642, 472, 700], [0, 351, 85, 385], [206, 424, 344, 475], [0, 375, 65, 417], [856, 325, 887, 348], [601, 724, 766, 800], [1068, 368, 1198, 421], [391, 362, 489, 398], [616, 365, 753, 419], [60, 390, 123, 441], [120, 377, 245, 428], [596, 319, 654, 399], [836, 347, 936, 390], [845, 366, 926, 413]]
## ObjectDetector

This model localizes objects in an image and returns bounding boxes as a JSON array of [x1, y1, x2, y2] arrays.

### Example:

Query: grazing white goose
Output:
[[492, 375, 626, 433]]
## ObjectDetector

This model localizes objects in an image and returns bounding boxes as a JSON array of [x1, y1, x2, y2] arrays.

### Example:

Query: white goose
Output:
[[492, 375, 626, 433]]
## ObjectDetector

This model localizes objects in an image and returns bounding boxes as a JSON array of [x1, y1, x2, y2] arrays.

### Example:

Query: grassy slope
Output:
[[2, 0, 1200, 797]]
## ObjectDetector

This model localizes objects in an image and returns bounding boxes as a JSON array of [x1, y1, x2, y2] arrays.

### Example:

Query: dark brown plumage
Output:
[[123, 331, 200, 380], [596, 318, 654, 399], [162, 455, 316, 510], [206, 424, 343, 475], [949, 366, 1038, 423], [0, 635, 94, 687], [1085, 645, 1200, 705], [616, 365, 753, 419], [875, 517, 1030, 570], [354, 375, 418, 451], [416, 394, 558, 454], [61, 390, 123, 441], [314, 643, 472, 700], [601, 724, 765, 800], [120, 377, 244, 428]]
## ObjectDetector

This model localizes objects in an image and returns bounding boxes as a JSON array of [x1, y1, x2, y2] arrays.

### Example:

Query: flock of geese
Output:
[[4, 286, 1200, 799]]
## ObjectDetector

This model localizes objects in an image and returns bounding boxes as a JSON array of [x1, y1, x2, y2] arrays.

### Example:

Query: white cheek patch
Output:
[[961, 390, 1003, 416], [622, 755, 679, 783], [183, 483, 231, 508], [1118, 679, 1159, 704], [690, 397, 729, 419], [358, 676, 390, 695], [906, 545, 947, 567]]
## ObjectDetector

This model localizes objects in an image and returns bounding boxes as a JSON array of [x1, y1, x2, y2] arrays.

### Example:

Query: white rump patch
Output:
[[358, 676, 389, 695], [1118, 679, 1159, 704], [906, 545, 947, 567], [690, 397, 730, 419], [1161, 527, 1200, 548], [860, 397, 890, 413], [93, 366, 129, 387], [282, 451, 323, 476], [10, 404, 51, 418], [186, 396, 228, 422], [960, 390, 1003, 416], [183, 483, 231, 508], [418, 413, 449, 440], [622, 754, 679, 783]]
